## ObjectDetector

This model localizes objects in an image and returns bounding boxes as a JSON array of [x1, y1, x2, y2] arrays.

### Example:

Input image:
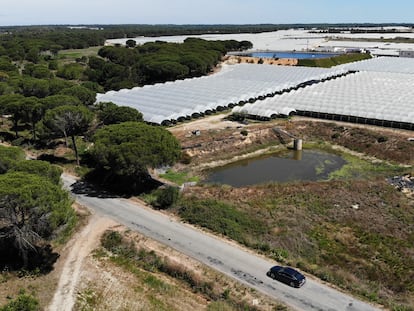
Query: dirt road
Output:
[[47, 212, 116, 311]]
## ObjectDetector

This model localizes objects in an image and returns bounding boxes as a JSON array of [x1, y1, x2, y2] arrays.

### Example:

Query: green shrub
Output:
[[297, 53, 371, 68], [0, 290, 39, 311], [159, 170, 198, 185], [154, 186, 179, 209], [177, 198, 268, 245], [227, 112, 247, 122], [101, 231, 123, 251]]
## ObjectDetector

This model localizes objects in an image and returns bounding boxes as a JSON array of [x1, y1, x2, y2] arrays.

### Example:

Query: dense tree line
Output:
[[87, 38, 252, 90], [1, 23, 412, 64], [0, 25, 256, 62], [0, 145, 76, 271], [0, 24, 290, 57]]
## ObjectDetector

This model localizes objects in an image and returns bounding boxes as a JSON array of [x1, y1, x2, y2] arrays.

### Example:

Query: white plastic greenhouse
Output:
[[336, 56, 414, 74], [232, 71, 414, 129], [96, 63, 347, 124]]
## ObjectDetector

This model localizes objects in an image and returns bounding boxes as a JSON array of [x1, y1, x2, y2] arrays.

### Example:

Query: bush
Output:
[[0, 290, 39, 311], [240, 129, 248, 136], [177, 198, 268, 245], [227, 112, 246, 122], [154, 186, 179, 209], [101, 231, 123, 252]]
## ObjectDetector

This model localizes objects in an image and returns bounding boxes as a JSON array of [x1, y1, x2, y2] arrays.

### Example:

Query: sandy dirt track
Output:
[[47, 213, 117, 311]]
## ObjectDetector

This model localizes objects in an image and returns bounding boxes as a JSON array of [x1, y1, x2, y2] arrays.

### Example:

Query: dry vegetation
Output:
[[74, 228, 287, 311], [0, 203, 288, 311], [168, 116, 414, 310], [1, 114, 413, 310]]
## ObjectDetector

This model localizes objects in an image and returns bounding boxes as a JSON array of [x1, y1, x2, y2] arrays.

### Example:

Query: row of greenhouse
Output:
[[96, 64, 349, 124], [96, 57, 414, 129]]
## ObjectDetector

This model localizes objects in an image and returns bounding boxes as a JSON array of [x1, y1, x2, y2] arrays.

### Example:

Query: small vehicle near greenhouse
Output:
[[266, 266, 306, 288]]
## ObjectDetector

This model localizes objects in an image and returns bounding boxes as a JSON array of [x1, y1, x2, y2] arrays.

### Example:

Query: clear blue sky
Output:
[[1, 0, 413, 26]]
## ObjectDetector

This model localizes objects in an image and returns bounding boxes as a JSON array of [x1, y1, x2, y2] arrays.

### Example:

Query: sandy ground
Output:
[[224, 55, 298, 66], [47, 211, 117, 311], [169, 113, 239, 134]]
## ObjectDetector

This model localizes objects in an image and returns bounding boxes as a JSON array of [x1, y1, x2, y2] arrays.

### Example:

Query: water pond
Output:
[[204, 149, 346, 187]]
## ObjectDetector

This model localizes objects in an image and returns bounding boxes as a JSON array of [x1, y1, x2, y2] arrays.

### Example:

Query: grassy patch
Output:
[[58, 47, 102, 60], [159, 169, 199, 185], [76, 288, 100, 311], [100, 231, 215, 297], [301, 141, 408, 179], [144, 275, 173, 293], [176, 197, 269, 247], [0, 289, 39, 311], [297, 53, 371, 67], [99, 230, 267, 310], [140, 192, 158, 206], [147, 295, 169, 311], [328, 152, 407, 180]]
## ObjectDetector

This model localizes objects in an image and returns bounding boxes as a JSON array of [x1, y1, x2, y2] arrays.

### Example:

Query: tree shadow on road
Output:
[[73, 168, 165, 198], [70, 180, 121, 198]]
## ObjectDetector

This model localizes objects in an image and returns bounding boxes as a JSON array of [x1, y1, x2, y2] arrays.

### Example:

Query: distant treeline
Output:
[[87, 38, 253, 90], [1, 23, 413, 54]]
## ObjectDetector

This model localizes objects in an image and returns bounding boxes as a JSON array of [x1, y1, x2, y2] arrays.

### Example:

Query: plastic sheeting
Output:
[[96, 63, 346, 124], [336, 56, 414, 74], [233, 71, 414, 125]]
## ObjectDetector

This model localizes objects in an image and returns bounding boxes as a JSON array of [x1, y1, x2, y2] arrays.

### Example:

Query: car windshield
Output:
[[284, 267, 303, 279]]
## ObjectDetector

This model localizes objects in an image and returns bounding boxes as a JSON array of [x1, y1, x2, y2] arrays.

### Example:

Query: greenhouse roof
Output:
[[233, 71, 414, 126], [96, 63, 346, 124], [336, 56, 414, 74]]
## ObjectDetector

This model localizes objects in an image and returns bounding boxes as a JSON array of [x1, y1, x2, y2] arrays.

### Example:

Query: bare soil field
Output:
[[224, 55, 298, 66]]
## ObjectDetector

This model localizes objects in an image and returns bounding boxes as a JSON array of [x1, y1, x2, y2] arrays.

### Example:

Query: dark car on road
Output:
[[266, 266, 306, 288]]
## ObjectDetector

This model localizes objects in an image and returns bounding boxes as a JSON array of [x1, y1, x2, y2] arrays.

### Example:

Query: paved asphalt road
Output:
[[62, 174, 381, 311]]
